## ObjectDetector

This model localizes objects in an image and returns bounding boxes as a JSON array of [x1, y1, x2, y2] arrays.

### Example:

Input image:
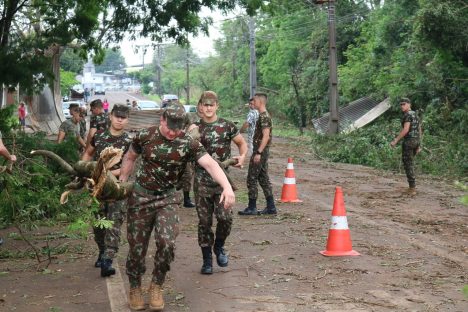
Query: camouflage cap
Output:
[[399, 97, 411, 105], [199, 91, 218, 105], [111, 104, 129, 118], [164, 103, 186, 130]]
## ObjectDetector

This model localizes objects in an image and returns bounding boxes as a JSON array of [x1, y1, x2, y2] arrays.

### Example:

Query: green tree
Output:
[[0, 0, 262, 94], [60, 49, 86, 74], [95, 49, 126, 73], [60, 69, 79, 96]]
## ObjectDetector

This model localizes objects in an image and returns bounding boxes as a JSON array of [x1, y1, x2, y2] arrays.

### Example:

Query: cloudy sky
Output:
[[121, 8, 241, 66]]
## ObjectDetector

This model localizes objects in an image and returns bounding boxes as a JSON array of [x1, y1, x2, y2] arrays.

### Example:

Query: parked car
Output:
[[94, 86, 105, 95], [183, 105, 197, 113], [161, 94, 179, 108], [136, 100, 160, 111]]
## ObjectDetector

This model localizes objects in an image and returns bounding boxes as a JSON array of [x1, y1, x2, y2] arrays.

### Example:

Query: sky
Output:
[[121, 8, 241, 67]]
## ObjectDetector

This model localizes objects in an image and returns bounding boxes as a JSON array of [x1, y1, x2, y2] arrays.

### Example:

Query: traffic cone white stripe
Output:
[[287, 163, 294, 169], [283, 177, 296, 184], [330, 216, 349, 230]]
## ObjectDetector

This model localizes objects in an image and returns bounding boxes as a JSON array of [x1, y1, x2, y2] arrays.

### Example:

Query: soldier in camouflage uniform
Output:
[[57, 105, 86, 150], [391, 98, 421, 195], [79, 107, 87, 140], [240, 97, 259, 155], [194, 91, 247, 275], [86, 99, 110, 148], [179, 106, 203, 208], [239, 92, 277, 216], [82, 104, 132, 277], [118, 103, 235, 311]]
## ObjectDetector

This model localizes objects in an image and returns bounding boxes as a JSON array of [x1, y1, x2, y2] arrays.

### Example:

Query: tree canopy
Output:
[[0, 0, 262, 94]]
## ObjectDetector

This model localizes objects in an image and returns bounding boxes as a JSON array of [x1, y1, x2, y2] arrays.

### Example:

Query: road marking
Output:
[[106, 261, 131, 312]]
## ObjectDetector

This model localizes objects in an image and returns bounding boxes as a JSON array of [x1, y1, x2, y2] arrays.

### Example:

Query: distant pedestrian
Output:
[[390, 97, 421, 195], [18, 102, 26, 132], [194, 91, 247, 274], [82, 104, 132, 277], [84, 88, 90, 103], [239, 92, 277, 215], [126, 99, 131, 106], [240, 97, 259, 155], [86, 99, 110, 148], [118, 103, 235, 311], [131, 100, 139, 111], [102, 98, 110, 113]]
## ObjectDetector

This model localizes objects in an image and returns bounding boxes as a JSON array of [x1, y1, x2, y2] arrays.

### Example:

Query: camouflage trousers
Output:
[[247, 147, 273, 200], [181, 163, 194, 193], [194, 186, 233, 247], [402, 138, 420, 188], [93, 200, 127, 260], [125, 189, 180, 288]]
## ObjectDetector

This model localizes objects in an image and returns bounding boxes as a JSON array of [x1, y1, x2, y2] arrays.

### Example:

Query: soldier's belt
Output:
[[134, 183, 175, 197]]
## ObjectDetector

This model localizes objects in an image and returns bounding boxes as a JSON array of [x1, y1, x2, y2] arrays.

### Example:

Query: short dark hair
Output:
[[254, 92, 268, 100], [111, 104, 130, 118], [90, 99, 103, 108]]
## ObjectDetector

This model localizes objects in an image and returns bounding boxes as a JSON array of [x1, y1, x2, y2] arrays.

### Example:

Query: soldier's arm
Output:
[[81, 143, 95, 161], [391, 122, 410, 147], [232, 134, 247, 168], [197, 154, 235, 209], [77, 136, 86, 149], [86, 128, 97, 148], [0, 139, 16, 162], [257, 127, 271, 154], [57, 131, 66, 143], [118, 146, 138, 182], [239, 121, 249, 133]]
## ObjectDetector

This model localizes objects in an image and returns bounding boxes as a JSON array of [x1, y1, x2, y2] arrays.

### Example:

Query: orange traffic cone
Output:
[[320, 186, 360, 256], [280, 158, 302, 203]]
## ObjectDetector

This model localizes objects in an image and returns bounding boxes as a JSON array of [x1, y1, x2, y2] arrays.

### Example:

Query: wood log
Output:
[[31, 150, 77, 175]]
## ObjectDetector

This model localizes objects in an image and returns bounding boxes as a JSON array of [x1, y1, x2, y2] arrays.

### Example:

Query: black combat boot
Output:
[[213, 239, 228, 267], [183, 191, 195, 208], [94, 250, 104, 268], [200, 247, 213, 274], [238, 198, 257, 215], [101, 258, 116, 277], [259, 196, 277, 215]]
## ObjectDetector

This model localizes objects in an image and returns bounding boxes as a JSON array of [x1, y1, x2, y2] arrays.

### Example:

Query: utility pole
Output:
[[248, 16, 257, 98], [155, 44, 162, 97], [186, 47, 190, 105], [316, 0, 339, 134]]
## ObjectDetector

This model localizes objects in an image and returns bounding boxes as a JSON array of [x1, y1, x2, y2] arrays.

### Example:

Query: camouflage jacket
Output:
[[79, 119, 87, 139], [59, 119, 80, 138], [253, 111, 272, 150], [132, 126, 207, 192], [194, 118, 239, 189], [90, 112, 110, 131], [402, 110, 420, 140], [91, 129, 132, 170]]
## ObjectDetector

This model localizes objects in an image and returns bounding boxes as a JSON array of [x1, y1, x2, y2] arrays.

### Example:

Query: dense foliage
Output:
[[0, 0, 262, 94], [162, 0, 466, 178]]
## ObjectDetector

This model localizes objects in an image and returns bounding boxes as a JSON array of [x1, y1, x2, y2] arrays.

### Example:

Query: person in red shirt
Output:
[[18, 102, 26, 132], [103, 98, 110, 113]]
